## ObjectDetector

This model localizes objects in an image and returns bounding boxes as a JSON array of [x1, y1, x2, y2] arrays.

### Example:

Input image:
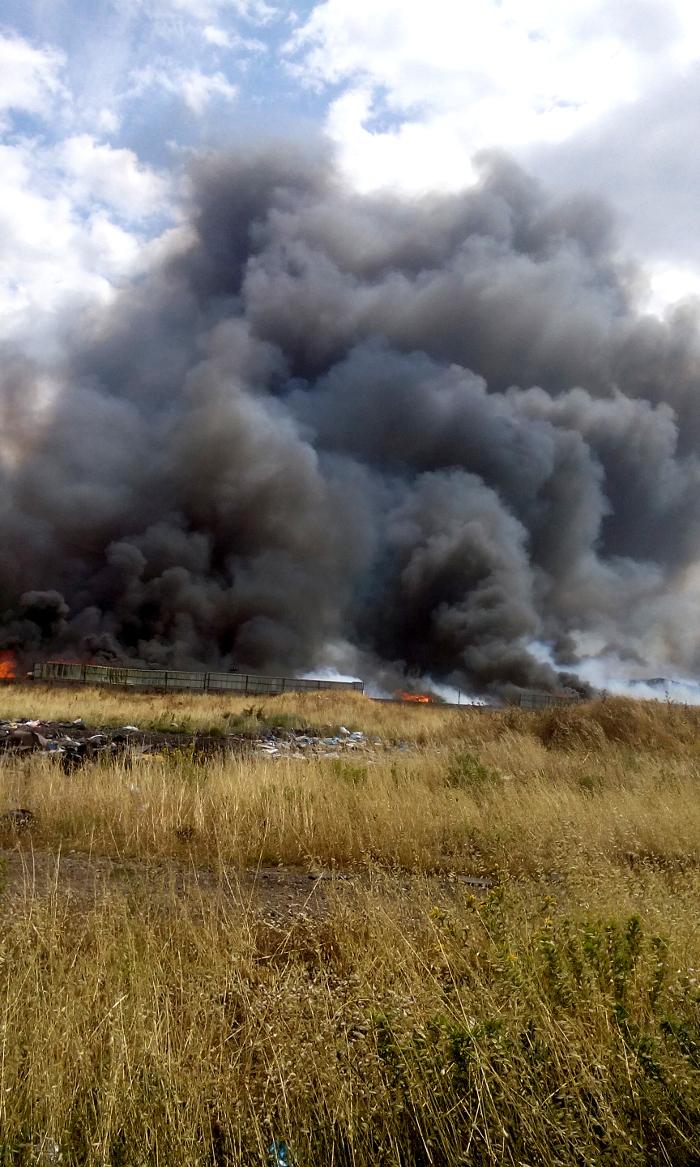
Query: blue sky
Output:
[[3, 0, 700, 360], [1, 0, 326, 158]]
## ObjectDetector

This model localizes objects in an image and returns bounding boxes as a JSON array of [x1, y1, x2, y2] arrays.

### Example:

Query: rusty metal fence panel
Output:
[[31, 661, 364, 695]]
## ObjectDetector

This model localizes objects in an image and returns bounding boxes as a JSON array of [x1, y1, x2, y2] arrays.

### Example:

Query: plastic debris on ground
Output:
[[0, 712, 393, 773], [249, 724, 380, 761], [33, 1138, 62, 1164], [268, 1141, 291, 1167]]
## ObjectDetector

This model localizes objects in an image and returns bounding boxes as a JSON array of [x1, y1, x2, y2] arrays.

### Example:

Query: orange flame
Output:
[[0, 651, 16, 679], [396, 689, 433, 703]]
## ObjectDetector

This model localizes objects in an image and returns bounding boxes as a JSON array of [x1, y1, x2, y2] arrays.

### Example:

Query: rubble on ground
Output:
[[252, 725, 379, 759], [0, 718, 215, 771], [0, 718, 137, 772], [0, 718, 393, 767]]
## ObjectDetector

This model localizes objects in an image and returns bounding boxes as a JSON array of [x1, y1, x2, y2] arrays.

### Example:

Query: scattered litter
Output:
[[248, 725, 382, 761], [61, 742, 91, 773], [0, 713, 388, 769], [33, 1138, 62, 1164], [268, 1141, 290, 1167], [0, 727, 53, 751]]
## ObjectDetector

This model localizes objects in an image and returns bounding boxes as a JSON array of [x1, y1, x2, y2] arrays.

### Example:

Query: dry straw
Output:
[[0, 689, 698, 1163]]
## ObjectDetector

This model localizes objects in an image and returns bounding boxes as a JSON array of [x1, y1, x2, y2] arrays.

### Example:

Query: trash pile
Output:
[[0, 717, 392, 768], [0, 718, 143, 773], [253, 725, 377, 760]]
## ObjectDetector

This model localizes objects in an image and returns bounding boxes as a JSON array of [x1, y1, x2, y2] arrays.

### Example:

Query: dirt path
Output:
[[0, 847, 349, 920], [0, 847, 498, 924]]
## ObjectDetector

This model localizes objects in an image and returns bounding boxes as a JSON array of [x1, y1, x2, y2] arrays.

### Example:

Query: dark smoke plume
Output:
[[2, 146, 700, 695]]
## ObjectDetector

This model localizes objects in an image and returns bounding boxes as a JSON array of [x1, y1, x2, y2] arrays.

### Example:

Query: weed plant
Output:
[[0, 871, 697, 1164]]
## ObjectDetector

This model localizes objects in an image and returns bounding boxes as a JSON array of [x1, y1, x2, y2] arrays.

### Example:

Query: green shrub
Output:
[[444, 751, 498, 793]]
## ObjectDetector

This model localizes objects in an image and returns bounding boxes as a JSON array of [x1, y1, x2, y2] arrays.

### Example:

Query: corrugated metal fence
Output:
[[518, 690, 579, 709], [32, 661, 364, 696]]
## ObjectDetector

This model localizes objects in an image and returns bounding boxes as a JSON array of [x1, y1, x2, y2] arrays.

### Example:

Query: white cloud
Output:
[[644, 263, 700, 317], [203, 25, 232, 46], [134, 65, 239, 113], [0, 132, 172, 358], [95, 107, 121, 134], [177, 67, 239, 112], [152, 0, 277, 22], [54, 135, 170, 220], [288, 0, 700, 194], [0, 33, 65, 124], [203, 24, 266, 51], [0, 143, 117, 350], [0, 27, 242, 362], [0, 35, 156, 355]]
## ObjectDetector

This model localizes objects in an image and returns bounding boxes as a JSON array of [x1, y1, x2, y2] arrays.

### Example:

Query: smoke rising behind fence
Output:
[[2, 146, 700, 695]]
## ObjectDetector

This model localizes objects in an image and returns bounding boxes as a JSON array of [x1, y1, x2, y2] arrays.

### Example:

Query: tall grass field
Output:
[[0, 686, 700, 1164]]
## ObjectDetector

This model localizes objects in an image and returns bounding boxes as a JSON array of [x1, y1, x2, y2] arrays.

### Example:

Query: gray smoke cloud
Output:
[[2, 145, 700, 695]]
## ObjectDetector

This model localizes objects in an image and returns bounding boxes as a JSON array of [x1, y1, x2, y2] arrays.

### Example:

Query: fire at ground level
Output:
[[17, 659, 578, 708]]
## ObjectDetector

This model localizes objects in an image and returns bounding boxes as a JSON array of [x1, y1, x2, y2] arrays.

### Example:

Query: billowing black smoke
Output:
[[2, 146, 700, 695]]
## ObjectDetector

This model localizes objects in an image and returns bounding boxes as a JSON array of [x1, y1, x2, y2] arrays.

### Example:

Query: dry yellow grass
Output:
[[0, 683, 468, 741], [3, 743, 700, 878], [0, 691, 699, 877], [4, 680, 700, 747], [0, 688, 699, 1163], [0, 868, 699, 1165]]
